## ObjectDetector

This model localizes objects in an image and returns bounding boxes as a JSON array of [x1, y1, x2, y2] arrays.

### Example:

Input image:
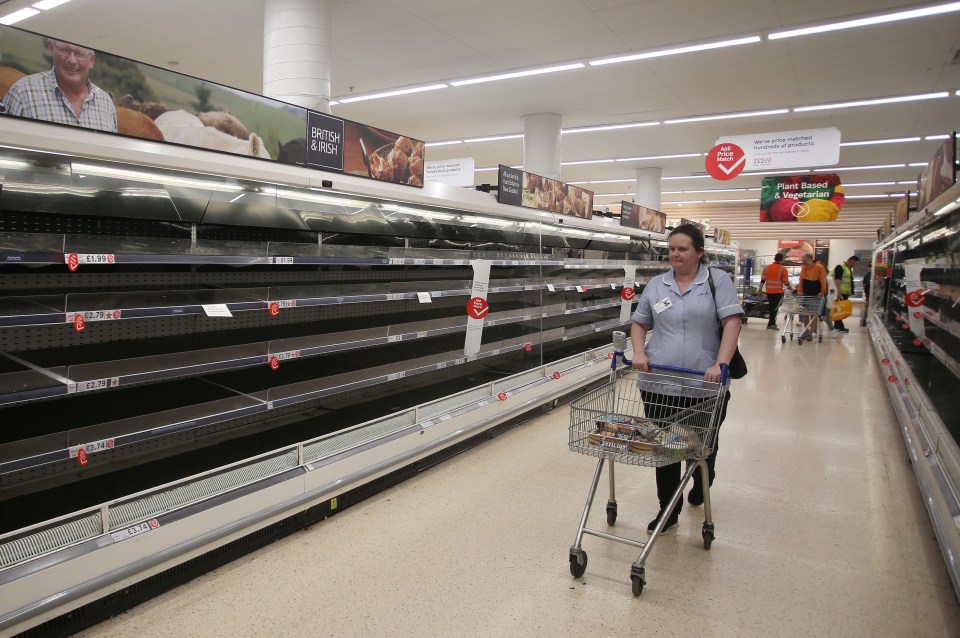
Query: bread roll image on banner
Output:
[[759, 174, 844, 222]]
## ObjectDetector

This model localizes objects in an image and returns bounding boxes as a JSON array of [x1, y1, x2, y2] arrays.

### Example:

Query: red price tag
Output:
[[466, 297, 489, 319], [620, 287, 636, 301], [523, 343, 533, 352], [552, 371, 561, 380], [107, 254, 116, 264], [149, 519, 160, 529], [901, 323, 909, 330], [269, 302, 280, 317], [269, 356, 280, 370], [895, 316, 904, 322], [913, 338, 922, 346], [77, 448, 88, 466], [888, 375, 898, 383], [905, 290, 925, 307], [705, 143, 746, 181], [106, 439, 115, 449], [607, 352, 614, 359], [66, 253, 79, 272], [913, 312, 922, 319], [497, 391, 507, 401], [882, 358, 890, 365], [73, 314, 85, 333]]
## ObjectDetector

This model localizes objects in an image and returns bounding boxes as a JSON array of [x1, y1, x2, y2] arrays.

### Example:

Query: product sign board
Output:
[[621, 201, 666, 233], [496, 165, 593, 217], [916, 134, 957, 210], [777, 240, 814, 266], [814, 239, 830, 266], [717, 128, 840, 172], [713, 228, 731, 245], [464, 260, 491, 357], [760, 174, 844, 222], [425, 157, 475, 186], [306, 111, 344, 171], [705, 143, 746, 180], [894, 194, 911, 228]]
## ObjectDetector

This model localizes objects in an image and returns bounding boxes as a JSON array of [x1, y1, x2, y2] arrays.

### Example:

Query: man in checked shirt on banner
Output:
[[4, 39, 117, 132]]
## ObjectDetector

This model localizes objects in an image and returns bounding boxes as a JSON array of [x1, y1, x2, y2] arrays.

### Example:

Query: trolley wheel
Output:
[[569, 550, 587, 578], [630, 566, 646, 596], [781, 336, 786, 344], [605, 501, 617, 526], [702, 522, 715, 550]]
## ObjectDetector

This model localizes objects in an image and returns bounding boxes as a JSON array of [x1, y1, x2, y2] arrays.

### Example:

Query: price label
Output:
[[913, 338, 922, 346], [67, 253, 115, 269], [523, 343, 533, 353], [66, 253, 79, 272], [386, 293, 406, 301], [417, 331, 428, 338], [273, 350, 301, 361], [110, 519, 160, 542], [269, 356, 280, 370], [73, 314, 85, 333], [77, 448, 88, 466], [882, 358, 890, 365], [272, 256, 295, 265], [69, 437, 116, 457], [69, 377, 119, 394], [888, 375, 898, 383], [68, 309, 122, 324], [546, 284, 556, 292], [901, 323, 909, 330], [269, 302, 280, 317], [608, 352, 614, 359], [438, 414, 452, 422], [417, 292, 432, 304], [414, 259, 427, 265], [202, 304, 233, 318], [388, 371, 407, 381], [388, 335, 402, 342], [577, 286, 588, 293], [913, 312, 922, 319], [389, 258, 406, 265]]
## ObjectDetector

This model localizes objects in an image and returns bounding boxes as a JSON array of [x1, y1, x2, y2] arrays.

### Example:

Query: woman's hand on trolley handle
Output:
[[630, 321, 651, 371], [631, 351, 650, 372]]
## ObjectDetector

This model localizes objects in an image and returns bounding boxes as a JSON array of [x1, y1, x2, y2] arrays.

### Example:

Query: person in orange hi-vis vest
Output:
[[758, 253, 793, 330], [797, 253, 827, 341]]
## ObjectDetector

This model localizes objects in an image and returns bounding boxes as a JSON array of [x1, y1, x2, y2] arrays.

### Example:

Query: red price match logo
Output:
[[149, 519, 159, 529], [901, 323, 910, 330], [882, 358, 890, 365], [467, 297, 489, 320], [607, 352, 614, 359], [913, 312, 922, 319], [66, 253, 79, 272], [497, 391, 507, 401], [913, 338, 922, 346], [269, 302, 280, 317], [888, 375, 898, 383], [77, 448, 88, 466], [269, 356, 280, 371], [552, 371, 561, 380], [905, 290, 925, 307], [705, 143, 746, 181], [73, 314, 85, 333], [523, 343, 533, 352], [107, 254, 116, 264], [620, 287, 636, 301]]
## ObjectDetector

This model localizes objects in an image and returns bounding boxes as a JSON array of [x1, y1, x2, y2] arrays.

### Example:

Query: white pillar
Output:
[[522, 113, 562, 180], [263, 0, 332, 113], [635, 167, 662, 211]]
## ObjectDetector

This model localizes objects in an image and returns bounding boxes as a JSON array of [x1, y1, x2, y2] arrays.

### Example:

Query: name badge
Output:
[[653, 297, 673, 314]]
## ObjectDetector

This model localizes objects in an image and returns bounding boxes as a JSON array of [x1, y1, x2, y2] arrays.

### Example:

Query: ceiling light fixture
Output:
[[839, 137, 921, 146], [664, 109, 789, 124], [768, 2, 960, 40], [843, 181, 898, 187], [661, 200, 705, 205], [463, 134, 523, 143], [684, 188, 748, 194], [844, 194, 895, 199], [562, 121, 660, 134], [705, 198, 761, 203], [615, 153, 703, 161], [337, 83, 448, 104], [424, 140, 462, 147], [908, 162, 928, 167], [0, 8, 39, 23], [662, 175, 711, 181], [33, 0, 73, 9], [590, 178, 637, 184], [926, 134, 951, 140], [473, 166, 498, 172], [451, 62, 585, 87], [561, 159, 616, 166], [594, 192, 629, 197], [590, 35, 761, 66], [793, 92, 949, 112], [814, 164, 907, 172], [329, 100, 339, 106]]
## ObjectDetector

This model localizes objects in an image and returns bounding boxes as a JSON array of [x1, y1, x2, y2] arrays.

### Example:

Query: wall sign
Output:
[[306, 111, 344, 171]]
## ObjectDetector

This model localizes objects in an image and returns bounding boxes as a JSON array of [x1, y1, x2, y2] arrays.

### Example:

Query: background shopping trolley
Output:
[[778, 294, 826, 345], [567, 331, 729, 596]]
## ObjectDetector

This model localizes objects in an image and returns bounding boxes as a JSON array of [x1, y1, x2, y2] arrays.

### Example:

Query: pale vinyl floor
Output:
[[77, 320, 960, 638]]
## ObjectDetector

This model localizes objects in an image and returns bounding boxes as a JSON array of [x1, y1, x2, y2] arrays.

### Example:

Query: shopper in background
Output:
[[797, 253, 827, 341], [758, 253, 792, 330], [823, 272, 838, 334], [630, 223, 742, 534], [832, 255, 860, 333], [3, 39, 117, 133], [861, 275, 871, 327]]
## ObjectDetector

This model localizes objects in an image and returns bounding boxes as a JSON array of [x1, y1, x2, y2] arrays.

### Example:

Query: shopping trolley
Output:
[[567, 331, 729, 596], [778, 294, 826, 345]]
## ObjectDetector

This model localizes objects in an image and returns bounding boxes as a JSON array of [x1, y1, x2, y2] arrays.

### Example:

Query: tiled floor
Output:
[[77, 321, 960, 637]]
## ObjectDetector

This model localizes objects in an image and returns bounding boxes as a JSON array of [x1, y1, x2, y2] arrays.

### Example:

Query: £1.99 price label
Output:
[[66, 253, 116, 270]]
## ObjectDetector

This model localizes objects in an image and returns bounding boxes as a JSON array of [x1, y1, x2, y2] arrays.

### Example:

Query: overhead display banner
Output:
[[496, 165, 593, 218], [759, 174, 845, 222], [713, 228, 731, 244], [620, 201, 666, 233], [717, 128, 840, 172], [425, 157, 475, 186], [777, 240, 814, 266], [814, 239, 830, 265], [0, 23, 424, 188], [916, 133, 957, 210]]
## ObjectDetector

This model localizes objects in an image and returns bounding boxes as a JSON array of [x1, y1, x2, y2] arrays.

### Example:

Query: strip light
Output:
[[424, 140, 462, 147], [0, 8, 39, 23], [926, 134, 951, 140], [794, 92, 948, 112], [768, 2, 960, 40], [473, 167, 499, 172], [665, 109, 789, 124], [615, 153, 702, 162], [451, 63, 585, 87], [464, 134, 523, 143], [563, 121, 659, 134], [33, 0, 73, 9], [562, 159, 615, 166], [590, 35, 761, 66], [662, 200, 705, 205], [337, 83, 447, 104], [840, 137, 921, 147], [72, 162, 244, 192], [814, 164, 907, 172]]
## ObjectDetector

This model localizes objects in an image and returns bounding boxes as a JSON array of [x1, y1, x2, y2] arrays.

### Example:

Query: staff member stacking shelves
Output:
[[630, 223, 743, 534], [759, 253, 792, 330]]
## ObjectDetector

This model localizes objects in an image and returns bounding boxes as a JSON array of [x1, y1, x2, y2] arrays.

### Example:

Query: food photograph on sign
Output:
[[621, 202, 666, 233], [521, 172, 592, 217], [777, 240, 814, 266], [916, 135, 956, 210], [760, 174, 845, 222], [0, 24, 304, 161], [343, 121, 425, 187]]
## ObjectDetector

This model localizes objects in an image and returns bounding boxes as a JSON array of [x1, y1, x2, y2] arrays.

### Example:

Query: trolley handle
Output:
[[613, 353, 729, 383]]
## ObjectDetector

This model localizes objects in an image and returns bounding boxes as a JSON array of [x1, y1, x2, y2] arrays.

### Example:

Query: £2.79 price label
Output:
[[69, 377, 120, 393]]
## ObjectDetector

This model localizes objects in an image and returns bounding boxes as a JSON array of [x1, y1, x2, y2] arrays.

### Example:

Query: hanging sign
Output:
[[717, 128, 840, 171], [425, 158, 475, 186], [705, 143, 746, 180], [620, 266, 637, 324], [464, 260, 491, 357], [760, 175, 845, 222]]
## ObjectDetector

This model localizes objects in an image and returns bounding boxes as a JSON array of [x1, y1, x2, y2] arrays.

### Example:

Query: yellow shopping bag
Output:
[[830, 299, 853, 321]]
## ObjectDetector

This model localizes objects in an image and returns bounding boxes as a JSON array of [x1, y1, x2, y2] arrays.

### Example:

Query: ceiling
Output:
[[6, 0, 960, 239]]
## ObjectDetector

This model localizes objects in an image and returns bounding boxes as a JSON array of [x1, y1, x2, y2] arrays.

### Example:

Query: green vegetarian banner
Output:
[[760, 174, 844, 222]]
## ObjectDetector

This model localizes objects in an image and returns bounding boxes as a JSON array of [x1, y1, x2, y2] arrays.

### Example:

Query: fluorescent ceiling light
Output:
[[328, 100, 339, 106], [594, 192, 629, 197], [741, 169, 814, 176], [768, 2, 960, 40], [33, 0, 73, 9], [562, 159, 615, 166], [814, 164, 906, 171], [898, 180, 918, 184], [662, 175, 710, 181], [424, 140, 462, 147], [72, 162, 244, 192], [684, 188, 747, 193], [1, 8, 39, 23], [662, 200, 705, 205], [707, 198, 761, 203], [337, 83, 447, 104], [926, 134, 951, 140], [840, 137, 920, 146], [590, 178, 637, 184], [451, 62, 585, 87], [794, 92, 948, 112], [473, 166, 498, 172], [845, 194, 895, 199], [908, 162, 928, 167], [616, 153, 702, 161], [228, 194, 245, 203], [0, 158, 32, 170], [590, 35, 761, 66], [563, 121, 659, 134], [665, 109, 789, 124], [464, 134, 523, 143], [844, 181, 897, 187]]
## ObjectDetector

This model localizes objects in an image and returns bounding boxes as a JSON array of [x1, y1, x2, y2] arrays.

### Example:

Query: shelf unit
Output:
[[868, 179, 960, 600]]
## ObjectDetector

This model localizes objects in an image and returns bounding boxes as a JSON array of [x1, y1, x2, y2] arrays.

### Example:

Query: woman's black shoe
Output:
[[647, 511, 679, 534], [688, 487, 704, 506]]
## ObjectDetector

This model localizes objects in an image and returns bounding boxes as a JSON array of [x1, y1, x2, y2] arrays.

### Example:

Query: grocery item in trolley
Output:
[[587, 416, 700, 458]]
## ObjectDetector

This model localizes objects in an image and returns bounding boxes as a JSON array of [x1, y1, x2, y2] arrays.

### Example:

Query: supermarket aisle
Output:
[[78, 322, 960, 638]]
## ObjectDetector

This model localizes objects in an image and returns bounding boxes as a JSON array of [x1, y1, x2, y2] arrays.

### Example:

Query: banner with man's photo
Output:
[[0, 23, 424, 188], [620, 201, 666, 233], [497, 165, 593, 218]]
